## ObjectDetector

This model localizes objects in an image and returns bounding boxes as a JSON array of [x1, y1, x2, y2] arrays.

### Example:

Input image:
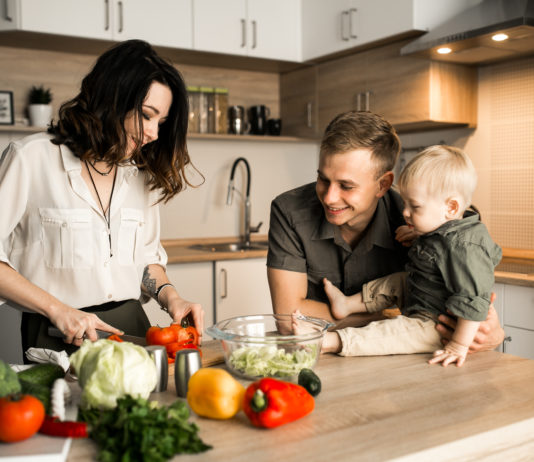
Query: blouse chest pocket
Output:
[[39, 208, 93, 269], [118, 208, 144, 266]]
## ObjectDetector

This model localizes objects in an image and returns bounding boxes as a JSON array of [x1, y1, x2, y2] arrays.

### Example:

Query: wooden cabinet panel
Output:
[[280, 65, 319, 138], [315, 40, 477, 134]]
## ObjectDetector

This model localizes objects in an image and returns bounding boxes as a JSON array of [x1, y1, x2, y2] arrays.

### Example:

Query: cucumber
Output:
[[19, 379, 52, 414], [298, 368, 321, 397], [17, 363, 64, 388]]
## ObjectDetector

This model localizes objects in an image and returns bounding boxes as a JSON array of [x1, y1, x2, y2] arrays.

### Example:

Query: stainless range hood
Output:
[[401, 0, 534, 64]]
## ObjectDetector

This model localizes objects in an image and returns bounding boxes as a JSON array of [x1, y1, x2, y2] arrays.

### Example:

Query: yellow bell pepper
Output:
[[186, 368, 245, 420]]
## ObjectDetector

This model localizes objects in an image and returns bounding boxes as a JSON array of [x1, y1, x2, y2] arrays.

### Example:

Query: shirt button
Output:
[[139, 223, 143, 227], [107, 294, 112, 299], [62, 222, 67, 228]]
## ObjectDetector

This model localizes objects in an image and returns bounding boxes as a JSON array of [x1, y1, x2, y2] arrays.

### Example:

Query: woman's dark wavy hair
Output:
[[49, 39, 201, 203]]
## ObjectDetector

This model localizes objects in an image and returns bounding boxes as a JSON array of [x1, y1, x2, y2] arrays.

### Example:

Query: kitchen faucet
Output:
[[226, 157, 262, 247]]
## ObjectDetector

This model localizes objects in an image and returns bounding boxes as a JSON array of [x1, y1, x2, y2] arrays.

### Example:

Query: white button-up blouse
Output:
[[0, 133, 168, 309]]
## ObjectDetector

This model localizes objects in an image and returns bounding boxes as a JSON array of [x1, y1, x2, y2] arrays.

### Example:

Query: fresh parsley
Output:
[[79, 396, 211, 462]]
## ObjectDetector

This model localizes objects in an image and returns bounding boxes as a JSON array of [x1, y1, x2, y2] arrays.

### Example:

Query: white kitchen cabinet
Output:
[[142, 262, 214, 332], [502, 284, 534, 360], [0, 0, 193, 49], [301, 0, 477, 61], [193, 0, 300, 61], [214, 258, 271, 323]]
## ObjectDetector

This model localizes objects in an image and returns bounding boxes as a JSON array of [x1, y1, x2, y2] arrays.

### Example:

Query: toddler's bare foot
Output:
[[324, 278, 352, 319]]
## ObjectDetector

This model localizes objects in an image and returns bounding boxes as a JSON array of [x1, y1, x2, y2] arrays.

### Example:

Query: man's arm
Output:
[[267, 267, 334, 322]]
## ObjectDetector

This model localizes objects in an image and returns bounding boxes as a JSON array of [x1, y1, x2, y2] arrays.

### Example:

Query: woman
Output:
[[0, 40, 204, 356]]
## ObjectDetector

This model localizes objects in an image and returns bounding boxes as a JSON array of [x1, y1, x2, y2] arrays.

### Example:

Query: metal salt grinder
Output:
[[144, 345, 168, 392], [175, 349, 201, 398]]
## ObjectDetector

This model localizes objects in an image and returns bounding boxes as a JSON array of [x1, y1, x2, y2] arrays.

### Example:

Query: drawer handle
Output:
[[220, 268, 228, 299], [341, 10, 350, 41], [349, 8, 358, 39]]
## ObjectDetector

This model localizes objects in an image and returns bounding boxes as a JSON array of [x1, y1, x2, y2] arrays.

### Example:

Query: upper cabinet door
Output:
[[14, 0, 112, 39], [247, 0, 300, 61], [193, 0, 247, 56], [117, 0, 193, 49]]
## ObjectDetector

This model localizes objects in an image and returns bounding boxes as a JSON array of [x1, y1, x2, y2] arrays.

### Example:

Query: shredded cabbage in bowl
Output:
[[228, 344, 318, 379]]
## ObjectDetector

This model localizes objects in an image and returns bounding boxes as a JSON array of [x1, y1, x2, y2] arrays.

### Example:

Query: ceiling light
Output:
[[437, 47, 452, 55], [492, 33, 509, 42]]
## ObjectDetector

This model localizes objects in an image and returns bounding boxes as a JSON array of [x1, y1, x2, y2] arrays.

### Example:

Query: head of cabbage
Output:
[[70, 339, 158, 409]]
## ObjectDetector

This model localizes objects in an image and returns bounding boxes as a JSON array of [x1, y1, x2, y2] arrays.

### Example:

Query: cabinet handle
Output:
[[118, 0, 124, 33], [4, 0, 12, 21], [355, 93, 362, 111], [251, 20, 257, 49], [341, 10, 349, 41], [306, 102, 313, 128], [104, 0, 110, 30], [220, 268, 228, 299], [241, 18, 246, 48], [349, 8, 358, 39], [364, 90, 372, 111]]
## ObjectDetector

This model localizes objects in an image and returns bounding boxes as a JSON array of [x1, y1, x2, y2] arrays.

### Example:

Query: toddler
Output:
[[319, 145, 502, 367]]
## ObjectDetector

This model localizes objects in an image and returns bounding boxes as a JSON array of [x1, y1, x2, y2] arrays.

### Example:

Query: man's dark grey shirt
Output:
[[267, 182, 409, 304]]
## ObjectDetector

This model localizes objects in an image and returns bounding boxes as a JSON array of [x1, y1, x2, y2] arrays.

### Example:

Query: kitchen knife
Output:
[[47, 326, 146, 345]]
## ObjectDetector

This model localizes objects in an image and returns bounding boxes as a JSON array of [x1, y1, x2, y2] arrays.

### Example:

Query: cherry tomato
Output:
[[145, 326, 177, 346], [0, 394, 45, 443]]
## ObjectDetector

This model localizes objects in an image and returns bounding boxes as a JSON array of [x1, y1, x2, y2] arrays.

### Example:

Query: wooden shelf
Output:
[[0, 125, 319, 143]]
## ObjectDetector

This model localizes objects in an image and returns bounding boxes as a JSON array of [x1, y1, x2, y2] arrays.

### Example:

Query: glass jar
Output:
[[187, 85, 200, 133], [199, 86, 215, 134], [214, 87, 229, 134]]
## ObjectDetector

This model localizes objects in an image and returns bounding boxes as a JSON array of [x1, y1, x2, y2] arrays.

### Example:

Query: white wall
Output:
[[159, 138, 320, 239]]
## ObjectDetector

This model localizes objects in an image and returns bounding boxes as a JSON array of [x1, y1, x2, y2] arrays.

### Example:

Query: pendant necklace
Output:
[[85, 160, 117, 258], [87, 160, 114, 176]]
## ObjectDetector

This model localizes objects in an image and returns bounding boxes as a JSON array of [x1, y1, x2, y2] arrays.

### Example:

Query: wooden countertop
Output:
[[162, 237, 534, 287], [68, 348, 534, 461]]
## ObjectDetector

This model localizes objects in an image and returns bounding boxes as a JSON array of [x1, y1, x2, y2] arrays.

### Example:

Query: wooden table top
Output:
[[68, 350, 534, 461]]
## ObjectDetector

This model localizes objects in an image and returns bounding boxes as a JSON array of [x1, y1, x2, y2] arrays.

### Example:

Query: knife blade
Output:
[[47, 326, 146, 345]]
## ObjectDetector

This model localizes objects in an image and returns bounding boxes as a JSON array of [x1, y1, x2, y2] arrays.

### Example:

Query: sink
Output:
[[189, 241, 269, 253]]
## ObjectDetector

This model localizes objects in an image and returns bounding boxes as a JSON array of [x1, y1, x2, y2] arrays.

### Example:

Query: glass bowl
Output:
[[206, 314, 334, 380]]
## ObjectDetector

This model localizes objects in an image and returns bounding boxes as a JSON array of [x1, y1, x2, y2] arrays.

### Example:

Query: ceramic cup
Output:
[[267, 118, 282, 136]]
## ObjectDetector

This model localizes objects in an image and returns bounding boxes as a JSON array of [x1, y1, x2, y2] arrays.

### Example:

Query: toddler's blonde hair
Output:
[[398, 145, 477, 213]]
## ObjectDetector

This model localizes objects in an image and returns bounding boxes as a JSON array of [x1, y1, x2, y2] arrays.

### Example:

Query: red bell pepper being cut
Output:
[[242, 378, 314, 428]]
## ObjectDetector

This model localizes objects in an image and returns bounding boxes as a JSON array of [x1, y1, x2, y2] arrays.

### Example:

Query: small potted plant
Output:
[[28, 85, 53, 127]]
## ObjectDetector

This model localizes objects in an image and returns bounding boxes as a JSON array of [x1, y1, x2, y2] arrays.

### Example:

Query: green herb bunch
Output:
[[29, 85, 53, 105], [79, 396, 211, 462]]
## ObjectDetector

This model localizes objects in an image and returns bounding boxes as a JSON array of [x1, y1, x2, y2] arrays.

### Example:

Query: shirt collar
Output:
[[60, 145, 139, 179], [428, 210, 480, 236], [310, 197, 397, 252]]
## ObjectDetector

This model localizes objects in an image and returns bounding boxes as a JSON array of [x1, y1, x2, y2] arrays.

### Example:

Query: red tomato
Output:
[[0, 395, 45, 443], [145, 326, 177, 346], [169, 324, 199, 346]]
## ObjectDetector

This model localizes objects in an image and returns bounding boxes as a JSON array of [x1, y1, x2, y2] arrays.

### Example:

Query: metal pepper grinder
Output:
[[145, 345, 168, 392], [175, 349, 201, 398]]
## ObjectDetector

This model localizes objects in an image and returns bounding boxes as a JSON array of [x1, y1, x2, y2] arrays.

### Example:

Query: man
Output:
[[267, 111, 504, 352]]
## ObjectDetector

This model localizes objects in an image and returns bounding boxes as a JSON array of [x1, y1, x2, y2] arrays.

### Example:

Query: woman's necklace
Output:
[[87, 160, 114, 176], [85, 160, 117, 258]]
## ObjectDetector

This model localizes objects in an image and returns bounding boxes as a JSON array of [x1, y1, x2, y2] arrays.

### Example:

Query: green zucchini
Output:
[[298, 368, 321, 397], [19, 379, 51, 414], [17, 363, 64, 388]]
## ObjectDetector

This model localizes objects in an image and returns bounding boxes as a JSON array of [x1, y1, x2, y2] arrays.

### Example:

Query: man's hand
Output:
[[435, 293, 505, 353]]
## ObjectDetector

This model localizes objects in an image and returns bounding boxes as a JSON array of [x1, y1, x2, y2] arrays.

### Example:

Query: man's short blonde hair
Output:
[[398, 145, 477, 211]]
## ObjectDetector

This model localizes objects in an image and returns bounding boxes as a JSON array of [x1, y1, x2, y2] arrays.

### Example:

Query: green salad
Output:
[[228, 344, 318, 378]]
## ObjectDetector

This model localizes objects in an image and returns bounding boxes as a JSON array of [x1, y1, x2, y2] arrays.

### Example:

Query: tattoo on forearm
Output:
[[143, 266, 157, 298]]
